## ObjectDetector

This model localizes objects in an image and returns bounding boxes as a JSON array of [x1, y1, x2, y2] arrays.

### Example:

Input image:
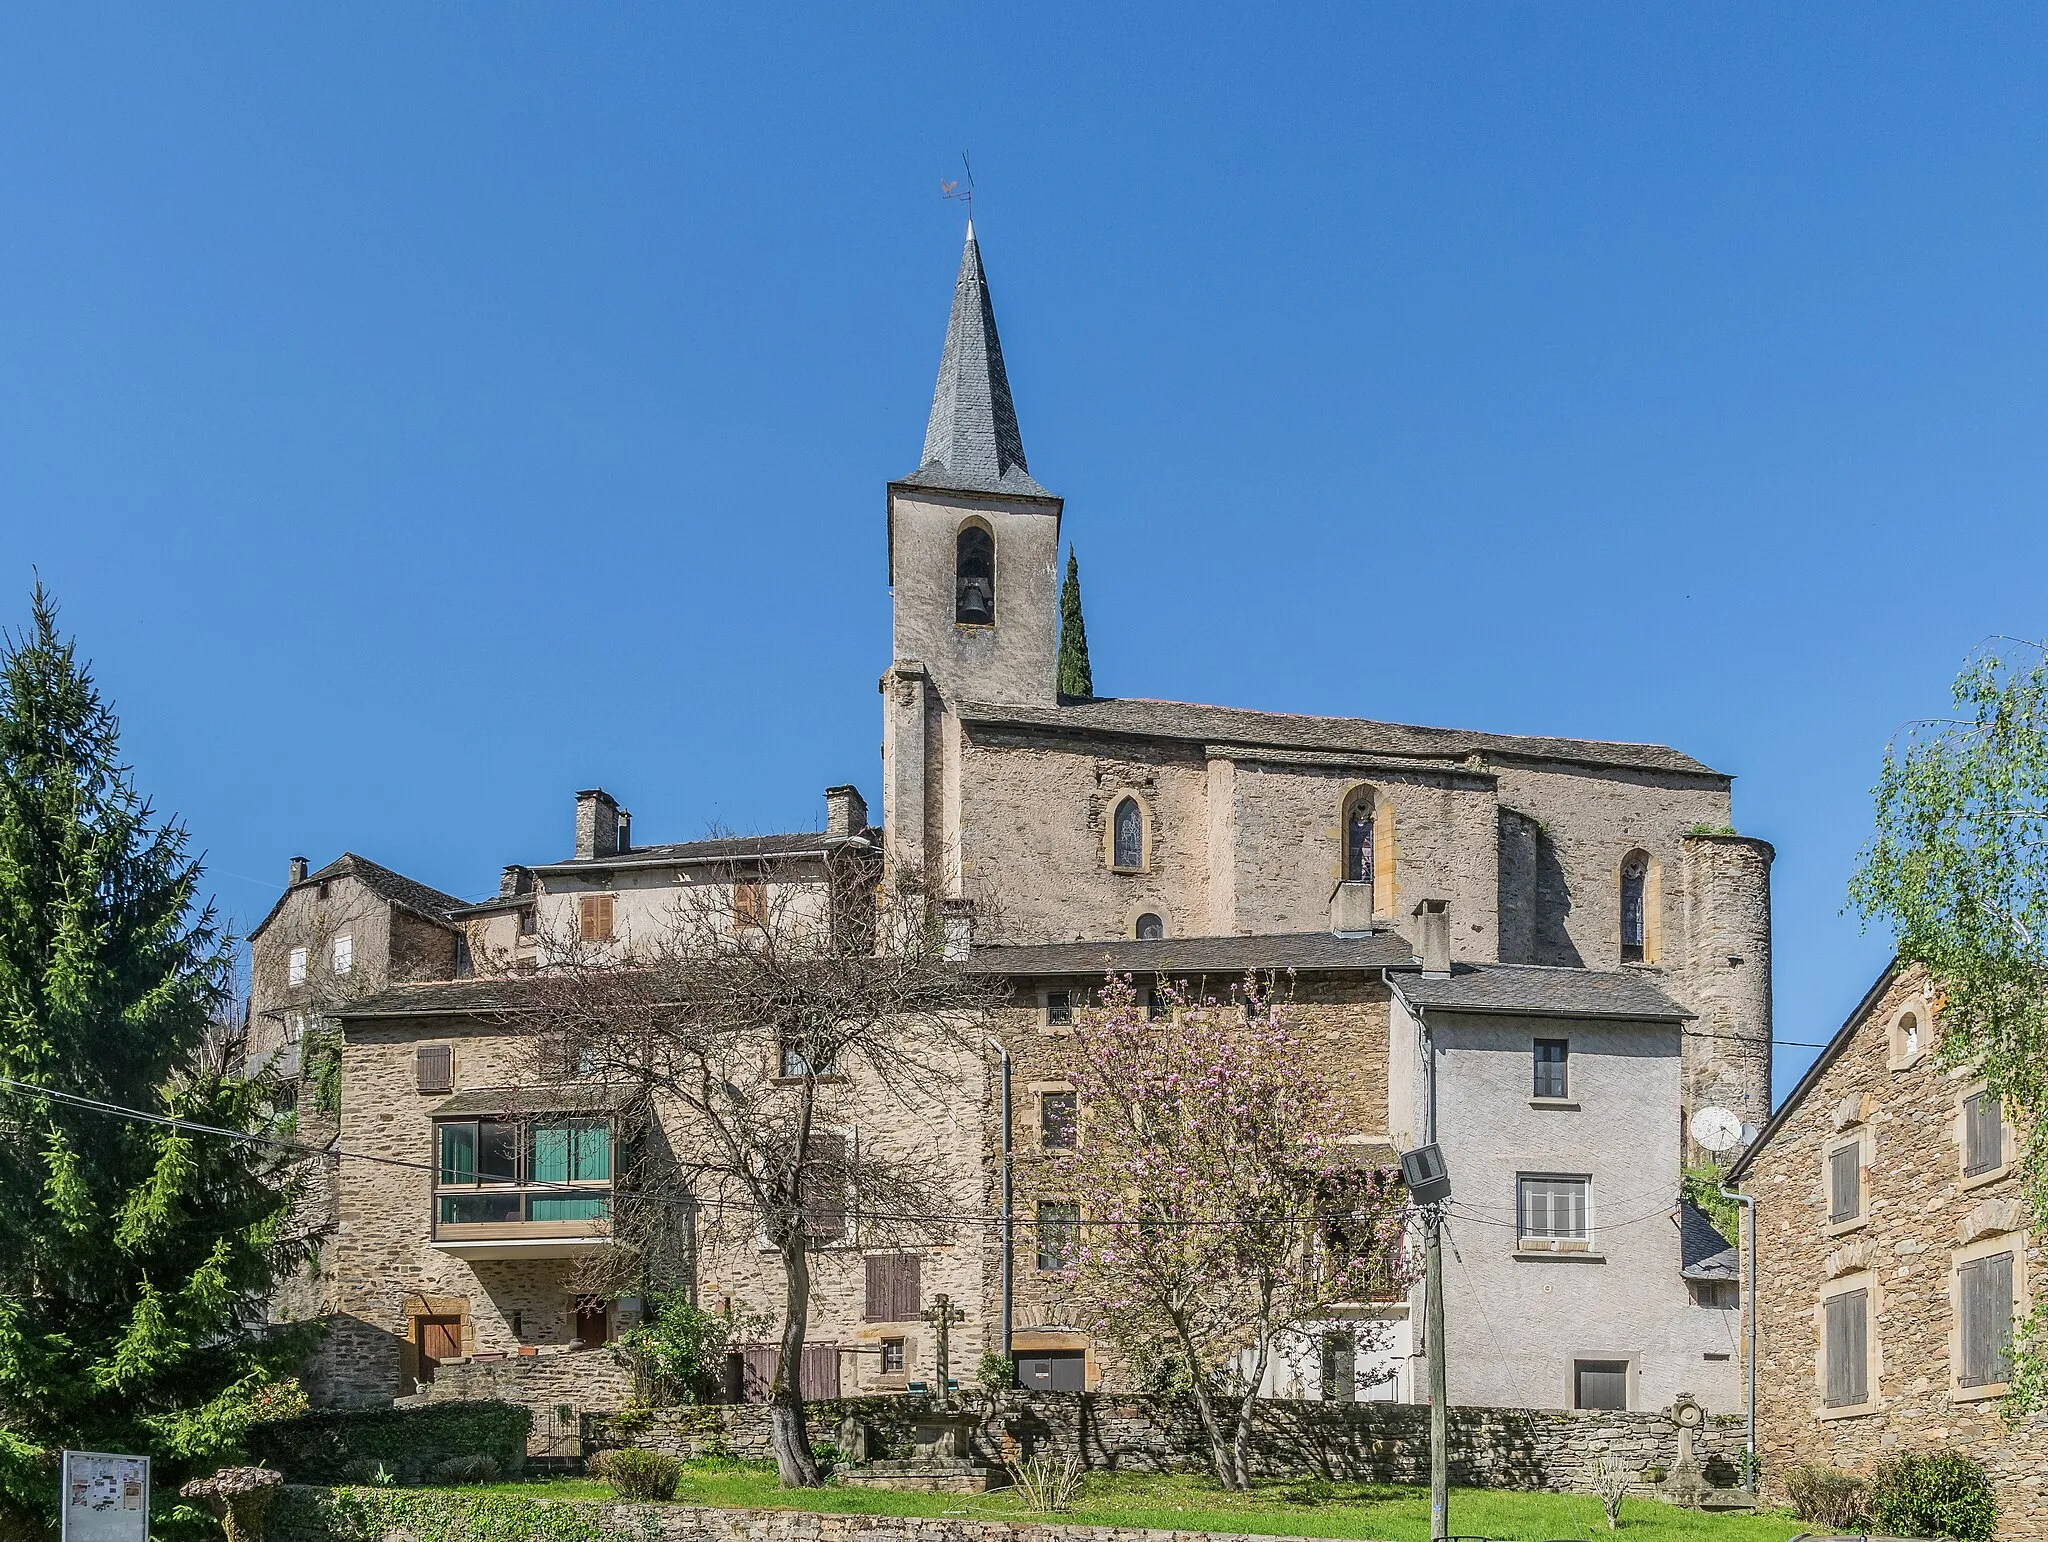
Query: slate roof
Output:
[[333, 977, 549, 1020], [247, 852, 469, 939], [968, 930, 1415, 978], [957, 697, 1724, 779], [532, 828, 876, 875], [433, 1082, 642, 1118], [1679, 1200, 1740, 1281], [1389, 963, 1693, 1022], [895, 224, 1053, 500]]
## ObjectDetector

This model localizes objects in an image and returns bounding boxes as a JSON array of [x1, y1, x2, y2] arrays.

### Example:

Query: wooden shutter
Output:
[[864, 1253, 922, 1322], [1829, 1144, 1860, 1224], [1959, 1252, 2015, 1388], [804, 1132, 848, 1242], [416, 1045, 454, 1094], [578, 894, 614, 942], [1825, 1289, 1868, 1406], [734, 881, 767, 928], [1966, 1093, 2004, 1176]]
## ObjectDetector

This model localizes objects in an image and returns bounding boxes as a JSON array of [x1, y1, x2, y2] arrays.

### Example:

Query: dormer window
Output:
[[956, 524, 995, 625]]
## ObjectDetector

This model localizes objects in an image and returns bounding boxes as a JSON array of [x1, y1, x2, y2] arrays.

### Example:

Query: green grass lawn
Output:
[[467, 1462, 1803, 1542]]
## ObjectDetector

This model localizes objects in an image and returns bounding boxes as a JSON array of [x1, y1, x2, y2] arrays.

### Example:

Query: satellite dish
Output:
[[1690, 1106, 1744, 1154]]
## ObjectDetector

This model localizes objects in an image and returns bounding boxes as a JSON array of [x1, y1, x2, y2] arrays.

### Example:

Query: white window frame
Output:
[[1515, 1173, 1594, 1255], [332, 932, 354, 976], [287, 945, 308, 986]]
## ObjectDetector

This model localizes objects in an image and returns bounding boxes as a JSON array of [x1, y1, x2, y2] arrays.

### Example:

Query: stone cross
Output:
[[1659, 1392, 1710, 1509], [922, 1292, 967, 1401]]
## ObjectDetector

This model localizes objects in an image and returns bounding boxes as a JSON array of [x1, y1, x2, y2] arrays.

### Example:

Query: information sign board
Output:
[[61, 1451, 149, 1542]]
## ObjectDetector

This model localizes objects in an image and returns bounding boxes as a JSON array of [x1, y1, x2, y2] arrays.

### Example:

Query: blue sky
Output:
[[3, 6, 2045, 1098]]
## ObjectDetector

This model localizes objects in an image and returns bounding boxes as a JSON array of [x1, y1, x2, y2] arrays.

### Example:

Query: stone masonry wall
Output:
[[1744, 962, 2048, 1538], [601, 1391, 1746, 1495]]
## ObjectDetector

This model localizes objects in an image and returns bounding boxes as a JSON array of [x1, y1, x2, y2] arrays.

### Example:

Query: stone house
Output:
[[1728, 960, 2045, 1533], [274, 221, 1777, 1420]]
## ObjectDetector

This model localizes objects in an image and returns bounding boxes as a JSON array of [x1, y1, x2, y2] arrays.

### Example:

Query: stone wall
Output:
[[1742, 961, 2048, 1538], [602, 1392, 1746, 1495], [408, 1346, 638, 1428]]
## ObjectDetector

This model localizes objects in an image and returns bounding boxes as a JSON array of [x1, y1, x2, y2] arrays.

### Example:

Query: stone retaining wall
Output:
[[603, 1392, 1746, 1496]]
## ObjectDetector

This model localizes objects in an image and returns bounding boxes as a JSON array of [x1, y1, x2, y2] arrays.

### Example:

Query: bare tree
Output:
[[522, 852, 1007, 1487]]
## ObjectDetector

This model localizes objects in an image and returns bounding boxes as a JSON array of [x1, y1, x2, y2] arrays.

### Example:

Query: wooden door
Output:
[[573, 1298, 610, 1347], [417, 1316, 463, 1382]]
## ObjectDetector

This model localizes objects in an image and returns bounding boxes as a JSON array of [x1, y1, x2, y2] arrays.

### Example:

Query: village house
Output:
[[1728, 962, 2045, 1532], [274, 222, 1777, 1421]]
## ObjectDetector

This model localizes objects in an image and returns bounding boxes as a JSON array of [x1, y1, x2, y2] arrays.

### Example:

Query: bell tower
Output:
[[883, 224, 1063, 881]]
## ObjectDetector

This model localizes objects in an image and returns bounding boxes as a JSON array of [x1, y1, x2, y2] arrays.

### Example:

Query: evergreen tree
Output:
[[1056, 547, 1094, 701], [0, 588, 305, 1534]]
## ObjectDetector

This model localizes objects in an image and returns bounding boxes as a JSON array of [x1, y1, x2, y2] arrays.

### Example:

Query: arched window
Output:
[[1345, 795, 1375, 885], [1111, 797, 1144, 871], [1134, 912, 1164, 941], [955, 524, 995, 625], [1620, 852, 1649, 963]]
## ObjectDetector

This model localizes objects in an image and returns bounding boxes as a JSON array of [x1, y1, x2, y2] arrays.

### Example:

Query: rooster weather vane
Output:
[[941, 152, 974, 226]]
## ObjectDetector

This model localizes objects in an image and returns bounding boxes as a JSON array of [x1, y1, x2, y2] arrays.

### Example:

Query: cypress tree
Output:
[[1056, 547, 1094, 701], [0, 587, 305, 1534]]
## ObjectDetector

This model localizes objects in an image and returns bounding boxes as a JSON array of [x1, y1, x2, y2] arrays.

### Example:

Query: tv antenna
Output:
[[941, 152, 975, 228]]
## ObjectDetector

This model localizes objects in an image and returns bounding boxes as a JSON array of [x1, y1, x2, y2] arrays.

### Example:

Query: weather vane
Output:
[[941, 152, 974, 225]]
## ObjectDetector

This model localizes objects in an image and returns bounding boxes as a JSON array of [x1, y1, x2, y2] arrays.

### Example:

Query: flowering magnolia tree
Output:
[[1050, 975, 1414, 1489]]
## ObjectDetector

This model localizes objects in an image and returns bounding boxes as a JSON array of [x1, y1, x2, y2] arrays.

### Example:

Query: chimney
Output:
[[575, 789, 621, 861], [500, 864, 533, 898], [1413, 898, 1452, 978], [825, 785, 869, 839], [615, 808, 631, 855], [288, 856, 309, 885]]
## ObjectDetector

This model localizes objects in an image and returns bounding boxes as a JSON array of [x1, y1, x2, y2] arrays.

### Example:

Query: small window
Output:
[[1145, 979, 1167, 1021], [578, 894, 615, 943], [1958, 1251, 2016, 1389], [1828, 1142, 1862, 1225], [1823, 1287, 1870, 1407], [1533, 1039, 1569, 1099], [880, 1337, 906, 1374], [733, 879, 768, 929], [1620, 854, 1649, 963], [864, 1253, 922, 1322], [1320, 1332, 1355, 1402], [518, 904, 538, 937], [1134, 912, 1164, 941], [1036, 1200, 1080, 1271], [779, 1039, 837, 1080], [416, 1045, 454, 1095], [1692, 1281, 1738, 1310], [1574, 1359, 1628, 1411], [288, 946, 308, 986], [1040, 1091, 1078, 1149], [1344, 796, 1374, 886], [1111, 797, 1144, 871], [1518, 1175, 1589, 1242], [332, 933, 354, 975], [955, 524, 995, 625], [1964, 1091, 2005, 1177], [1045, 990, 1072, 1027]]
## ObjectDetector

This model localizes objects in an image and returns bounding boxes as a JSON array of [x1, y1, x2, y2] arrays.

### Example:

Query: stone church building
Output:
[[257, 224, 1774, 1419]]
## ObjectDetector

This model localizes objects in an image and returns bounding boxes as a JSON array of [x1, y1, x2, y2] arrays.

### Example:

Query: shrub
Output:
[[1009, 1452, 1082, 1513], [426, 1456, 500, 1487], [1869, 1451, 1997, 1542], [250, 1401, 530, 1486], [1586, 1455, 1631, 1530], [1783, 1464, 1865, 1530], [589, 1449, 680, 1502]]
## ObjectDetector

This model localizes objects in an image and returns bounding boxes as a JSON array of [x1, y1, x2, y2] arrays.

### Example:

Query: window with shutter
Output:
[[1958, 1251, 2016, 1389], [1828, 1142, 1862, 1225], [1824, 1288, 1869, 1407], [578, 894, 614, 942], [733, 880, 768, 929], [803, 1132, 848, 1242], [864, 1253, 922, 1321], [416, 1045, 454, 1094], [1964, 1092, 2005, 1177]]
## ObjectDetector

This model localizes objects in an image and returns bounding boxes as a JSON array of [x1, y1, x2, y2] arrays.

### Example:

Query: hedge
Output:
[[272, 1486, 604, 1542], [250, 1402, 532, 1485]]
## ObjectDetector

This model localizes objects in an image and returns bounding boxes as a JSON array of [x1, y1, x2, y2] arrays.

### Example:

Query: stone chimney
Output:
[[1413, 899, 1452, 978], [288, 856, 309, 885], [575, 789, 622, 861], [500, 864, 534, 898], [825, 785, 869, 839]]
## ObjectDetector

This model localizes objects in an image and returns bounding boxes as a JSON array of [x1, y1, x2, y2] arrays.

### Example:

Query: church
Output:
[[254, 223, 1773, 1418]]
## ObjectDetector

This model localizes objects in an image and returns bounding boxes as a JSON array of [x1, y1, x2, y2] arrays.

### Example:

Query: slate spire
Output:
[[904, 222, 1051, 497]]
